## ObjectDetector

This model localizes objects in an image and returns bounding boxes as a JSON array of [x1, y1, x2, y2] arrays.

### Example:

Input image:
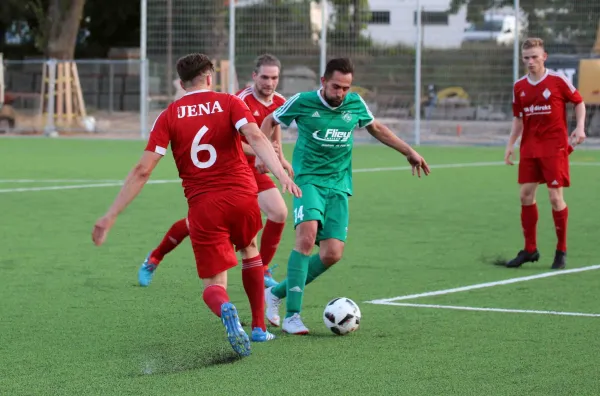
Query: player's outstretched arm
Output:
[[505, 117, 523, 165], [260, 113, 278, 139], [241, 122, 301, 197], [92, 151, 162, 246], [571, 102, 586, 146], [366, 120, 430, 177]]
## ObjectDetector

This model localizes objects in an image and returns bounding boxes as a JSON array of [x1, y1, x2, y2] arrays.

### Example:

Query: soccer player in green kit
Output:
[[260, 58, 431, 334]]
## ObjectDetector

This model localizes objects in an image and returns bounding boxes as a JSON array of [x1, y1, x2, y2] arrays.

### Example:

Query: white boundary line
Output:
[[367, 264, 600, 304], [1, 161, 599, 194], [374, 302, 600, 318], [0, 180, 180, 193]]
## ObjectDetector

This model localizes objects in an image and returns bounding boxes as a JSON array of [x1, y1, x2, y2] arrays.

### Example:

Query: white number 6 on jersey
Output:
[[191, 126, 217, 169]]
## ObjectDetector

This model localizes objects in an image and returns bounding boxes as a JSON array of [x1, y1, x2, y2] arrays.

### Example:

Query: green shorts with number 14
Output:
[[293, 184, 349, 243]]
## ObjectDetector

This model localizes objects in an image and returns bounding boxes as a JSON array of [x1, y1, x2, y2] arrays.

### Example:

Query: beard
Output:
[[323, 91, 343, 107]]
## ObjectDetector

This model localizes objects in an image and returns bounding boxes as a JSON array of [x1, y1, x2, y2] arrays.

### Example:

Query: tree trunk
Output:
[[46, 0, 86, 59]]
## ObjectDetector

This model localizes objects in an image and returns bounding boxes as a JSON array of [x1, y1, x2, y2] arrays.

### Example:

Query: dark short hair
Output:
[[324, 58, 354, 79], [254, 54, 281, 73], [176, 53, 214, 85]]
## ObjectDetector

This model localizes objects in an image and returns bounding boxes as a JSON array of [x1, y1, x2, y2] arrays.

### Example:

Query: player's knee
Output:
[[548, 190, 566, 210], [519, 187, 536, 205], [295, 233, 316, 254], [267, 204, 287, 223], [320, 249, 343, 266]]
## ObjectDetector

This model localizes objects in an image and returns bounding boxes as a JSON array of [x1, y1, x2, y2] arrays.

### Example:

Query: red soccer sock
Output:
[[202, 284, 230, 317], [552, 206, 568, 252], [242, 255, 266, 331], [150, 218, 189, 264], [260, 220, 285, 270], [521, 203, 538, 253]]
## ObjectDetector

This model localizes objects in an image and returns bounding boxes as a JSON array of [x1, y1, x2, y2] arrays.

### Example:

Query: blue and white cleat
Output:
[[264, 264, 279, 288], [138, 253, 158, 287], [221, 302, 251, 357], [251, 327, 276, 342]]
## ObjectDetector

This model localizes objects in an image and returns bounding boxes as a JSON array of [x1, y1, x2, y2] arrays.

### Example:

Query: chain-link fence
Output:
[[2, 59, 146, 135], [3, 1, 600, 141]]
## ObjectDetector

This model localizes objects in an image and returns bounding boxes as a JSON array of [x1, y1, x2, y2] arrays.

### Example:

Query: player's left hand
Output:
[[92, 215, 116, 246], [281, 158, 294, 178], [278, 173, 302, 198], [570, 126, 586, 146], [406, 151, 430, 177], [255, 156, 269, 174]]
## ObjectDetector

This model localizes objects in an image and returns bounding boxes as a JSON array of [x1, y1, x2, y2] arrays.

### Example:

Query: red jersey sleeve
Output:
[[557, 75, 583, 105], [145, 110, 170, 155], [230, 95, 257, 131], [512, 84, 522, 118]]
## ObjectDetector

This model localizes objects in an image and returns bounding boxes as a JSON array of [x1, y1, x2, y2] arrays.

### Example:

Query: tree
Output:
[[448, 0, 600, 53], [328, 0, 371, 48]]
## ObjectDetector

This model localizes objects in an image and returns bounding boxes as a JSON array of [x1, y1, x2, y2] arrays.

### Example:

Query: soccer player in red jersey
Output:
[[138, 54, 291, 289], [91, 53, 301, 356], [504, 38, 586, 269]]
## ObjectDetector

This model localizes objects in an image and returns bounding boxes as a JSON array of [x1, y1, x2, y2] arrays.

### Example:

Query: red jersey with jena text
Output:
[[145, 89, 258, 202], [512, 69, 583, 158], [235, 86, 286, 167]]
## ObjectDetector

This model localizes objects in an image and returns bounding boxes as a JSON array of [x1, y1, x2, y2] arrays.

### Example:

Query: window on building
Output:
[[413, 11, 449, 26], [370, 11, 391, 25]]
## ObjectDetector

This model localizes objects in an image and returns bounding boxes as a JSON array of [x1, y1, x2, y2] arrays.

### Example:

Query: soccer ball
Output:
[[323, 297, 361, 335]]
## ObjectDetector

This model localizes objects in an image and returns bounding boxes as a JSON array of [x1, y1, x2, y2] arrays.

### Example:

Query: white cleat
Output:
[[282, 313, 310, 335], [265, 287, 281, 327]]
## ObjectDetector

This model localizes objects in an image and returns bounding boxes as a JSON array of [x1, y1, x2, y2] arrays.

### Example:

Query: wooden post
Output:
[[41, 61, 87, 131]]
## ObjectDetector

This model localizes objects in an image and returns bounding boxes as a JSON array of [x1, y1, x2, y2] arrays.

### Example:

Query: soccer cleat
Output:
[[264, 264, 279, 288], [506, 249, 540, 268], [282, 313, 310, 335], [265, 286, 281, 327], [551, 250, 566, 270], [138, 253, 158, 287], [251, 327, 276, 342], [220, 302, 251, 357]]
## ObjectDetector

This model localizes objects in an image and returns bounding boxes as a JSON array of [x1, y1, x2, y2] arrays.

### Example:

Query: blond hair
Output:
[[522, 37, 544, 51]]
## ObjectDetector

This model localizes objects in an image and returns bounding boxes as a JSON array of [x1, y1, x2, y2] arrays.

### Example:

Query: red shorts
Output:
[[187, 192, 262, 279], [518, 153, 570, 188], [254, 169, 277, 193]]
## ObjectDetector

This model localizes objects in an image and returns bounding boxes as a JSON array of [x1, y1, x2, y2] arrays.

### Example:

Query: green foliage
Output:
[[448, 0, 600, 53]]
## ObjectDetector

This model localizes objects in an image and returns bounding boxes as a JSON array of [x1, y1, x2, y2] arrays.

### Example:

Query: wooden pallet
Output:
[[40, 61, 87, 129]]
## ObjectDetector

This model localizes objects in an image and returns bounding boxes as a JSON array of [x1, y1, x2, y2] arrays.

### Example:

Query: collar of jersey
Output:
[[526, 69, 549, 86], [317, 88, 342, 110], [184, 89, 211, 96]]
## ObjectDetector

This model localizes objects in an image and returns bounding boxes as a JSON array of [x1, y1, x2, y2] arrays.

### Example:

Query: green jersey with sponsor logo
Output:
[[273, 89, 374, 195]]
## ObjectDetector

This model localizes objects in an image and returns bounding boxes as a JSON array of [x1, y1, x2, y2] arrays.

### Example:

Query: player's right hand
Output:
[[279, 174, 302, 198], [504, 146, 515, 165], [92, 215, 115, 246]]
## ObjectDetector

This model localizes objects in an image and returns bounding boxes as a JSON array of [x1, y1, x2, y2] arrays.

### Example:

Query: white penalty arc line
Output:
[[366, 264, 600, 304], [1, 161, 600, 193], [373, 302, 600, 318]]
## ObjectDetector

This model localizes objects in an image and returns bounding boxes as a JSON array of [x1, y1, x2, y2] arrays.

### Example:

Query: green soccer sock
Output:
[[282, 250, 310, 318], [271, 254, 329, 300]]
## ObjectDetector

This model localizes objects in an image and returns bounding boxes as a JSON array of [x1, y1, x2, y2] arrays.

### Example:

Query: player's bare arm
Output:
[[92, 151, 163, 246], [505, 117, 524, 165], [571, 102, 586, 146], [241, 142, 256, 156], [240, 122, 301, 197], [365, 119, 430, 177]]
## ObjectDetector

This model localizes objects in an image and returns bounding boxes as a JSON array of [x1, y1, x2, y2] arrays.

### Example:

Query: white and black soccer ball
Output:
[[323, 297, 361, 335]]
